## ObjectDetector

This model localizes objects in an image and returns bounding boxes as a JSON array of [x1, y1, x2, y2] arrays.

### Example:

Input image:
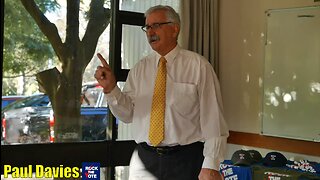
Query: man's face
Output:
[[145, 10, 179, 56]]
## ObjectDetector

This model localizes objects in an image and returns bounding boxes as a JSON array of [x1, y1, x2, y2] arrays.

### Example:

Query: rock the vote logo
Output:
[[82, 162, 100, 180]]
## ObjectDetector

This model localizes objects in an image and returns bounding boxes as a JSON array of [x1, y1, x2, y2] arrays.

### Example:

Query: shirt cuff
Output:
[[202, 156, 221, 171], [105, 86, 121, 105]]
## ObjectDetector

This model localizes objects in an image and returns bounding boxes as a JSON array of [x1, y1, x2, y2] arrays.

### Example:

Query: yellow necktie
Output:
[[149, 57, 167, 146]]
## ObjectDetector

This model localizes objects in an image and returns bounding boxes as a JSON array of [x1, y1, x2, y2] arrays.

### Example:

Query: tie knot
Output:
[[160, 57, 167, 64]]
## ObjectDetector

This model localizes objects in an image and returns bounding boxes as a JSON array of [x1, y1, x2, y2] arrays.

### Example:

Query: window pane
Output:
[[2, 1, 111, 144], [116, 166, 130, 180], [120, 0, 180, 13], [121, 24, 152, 69]]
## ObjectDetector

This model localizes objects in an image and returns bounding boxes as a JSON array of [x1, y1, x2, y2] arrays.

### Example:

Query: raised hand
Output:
[[94, 53, 116, 94]]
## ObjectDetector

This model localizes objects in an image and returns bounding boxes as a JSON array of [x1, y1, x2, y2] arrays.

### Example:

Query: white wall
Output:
[[219, 0, 320, 161]]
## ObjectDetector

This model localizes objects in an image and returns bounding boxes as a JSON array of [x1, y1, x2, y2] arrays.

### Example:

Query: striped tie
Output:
[[149, 57, 167, 146]]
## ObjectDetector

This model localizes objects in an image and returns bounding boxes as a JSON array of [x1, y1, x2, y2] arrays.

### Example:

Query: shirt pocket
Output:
[[171, 82, 199, 115]]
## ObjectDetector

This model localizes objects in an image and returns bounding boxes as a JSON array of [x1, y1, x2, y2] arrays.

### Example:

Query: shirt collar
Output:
[[155, 45, 180, 66]]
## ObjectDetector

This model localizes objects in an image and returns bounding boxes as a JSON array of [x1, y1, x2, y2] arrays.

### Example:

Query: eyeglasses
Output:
[[141, 22, 173, 32]]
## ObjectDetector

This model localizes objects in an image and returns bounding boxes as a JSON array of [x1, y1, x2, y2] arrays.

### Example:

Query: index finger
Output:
[[97, 53, 109, 67]]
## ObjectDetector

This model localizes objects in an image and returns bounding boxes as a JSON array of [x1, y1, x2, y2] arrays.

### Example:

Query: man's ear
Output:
[[173, 24, 180, 38]]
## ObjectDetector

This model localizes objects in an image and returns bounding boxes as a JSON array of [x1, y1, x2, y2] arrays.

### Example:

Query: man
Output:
[[95, 5, 229, 180]]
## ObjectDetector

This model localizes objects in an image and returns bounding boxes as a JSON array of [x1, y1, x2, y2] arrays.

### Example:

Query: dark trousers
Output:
[[135, 142, 204, 180]]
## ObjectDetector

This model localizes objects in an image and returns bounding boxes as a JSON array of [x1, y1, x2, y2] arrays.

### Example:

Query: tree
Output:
[[20, 0, 111, 142], [3, 0, 58, 95]]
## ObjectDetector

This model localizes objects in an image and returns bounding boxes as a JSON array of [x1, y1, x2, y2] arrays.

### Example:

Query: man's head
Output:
[[143, 5, 180, 56]]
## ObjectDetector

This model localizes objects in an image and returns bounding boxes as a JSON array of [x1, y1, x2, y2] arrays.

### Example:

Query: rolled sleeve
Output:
[[105, 86, 122, 105], [202, 136, 228, 171]]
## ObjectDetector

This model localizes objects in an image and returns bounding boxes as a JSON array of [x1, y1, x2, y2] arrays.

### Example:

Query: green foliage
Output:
[[2, 81, 18, 95], [3, 0, 57, 77], [35, 0, 60, 13], [3, 0, 59, 95]]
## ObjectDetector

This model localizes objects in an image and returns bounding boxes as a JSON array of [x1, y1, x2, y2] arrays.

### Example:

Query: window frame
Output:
[[110, 2, 145, 81]]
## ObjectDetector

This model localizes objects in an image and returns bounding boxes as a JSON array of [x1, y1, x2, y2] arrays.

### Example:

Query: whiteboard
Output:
[[262, 6, 320, 142]]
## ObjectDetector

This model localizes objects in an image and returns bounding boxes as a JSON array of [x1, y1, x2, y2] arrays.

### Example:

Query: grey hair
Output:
[[145, 5, 181, 26]]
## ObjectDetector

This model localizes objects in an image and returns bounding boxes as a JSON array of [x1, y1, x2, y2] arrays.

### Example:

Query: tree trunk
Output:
[[53, 62, 83, 142], [22, 0, 111, 143], [37, 52, 85, 142]]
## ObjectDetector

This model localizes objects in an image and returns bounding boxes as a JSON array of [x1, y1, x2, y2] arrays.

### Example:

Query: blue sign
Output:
[[82, 162, 100, 180]]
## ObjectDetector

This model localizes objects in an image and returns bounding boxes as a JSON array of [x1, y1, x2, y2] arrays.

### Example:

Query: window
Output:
[[1, 0, 180, 179], [2, 0, 111, 144]]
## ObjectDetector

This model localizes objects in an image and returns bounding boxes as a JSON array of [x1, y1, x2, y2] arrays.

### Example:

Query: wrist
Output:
[[103, 85, 116, 94], [103, 88, 111, 94]]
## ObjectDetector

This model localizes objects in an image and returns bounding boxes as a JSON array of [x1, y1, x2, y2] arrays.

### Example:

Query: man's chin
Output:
[[150, 42, 159, 51]]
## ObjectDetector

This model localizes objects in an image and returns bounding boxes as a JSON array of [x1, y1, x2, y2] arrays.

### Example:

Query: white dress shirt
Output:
[[105, 45, 229, 170]]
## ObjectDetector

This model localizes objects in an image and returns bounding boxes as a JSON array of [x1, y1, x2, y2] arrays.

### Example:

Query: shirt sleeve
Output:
[[202, 136, 228, 170], [198, 60, 229, 170], [104, 70, 136, 123]]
